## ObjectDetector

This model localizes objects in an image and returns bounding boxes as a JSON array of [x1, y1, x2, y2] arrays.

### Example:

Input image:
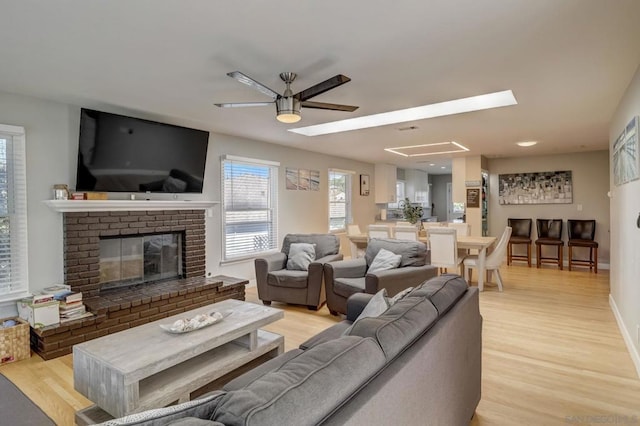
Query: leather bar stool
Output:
[[568, 219, 598, 273], [507, 218, 532, 267], [535, 219, 564, 270]]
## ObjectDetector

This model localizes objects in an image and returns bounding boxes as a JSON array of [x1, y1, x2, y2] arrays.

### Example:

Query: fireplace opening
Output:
[[99, 233, 183, 291]]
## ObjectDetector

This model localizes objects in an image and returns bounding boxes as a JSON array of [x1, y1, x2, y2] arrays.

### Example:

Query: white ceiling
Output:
[[2, 0, 640, 174]]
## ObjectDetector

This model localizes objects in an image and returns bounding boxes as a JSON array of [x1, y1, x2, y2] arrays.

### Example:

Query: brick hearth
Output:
[[29, 208, 248, 360]]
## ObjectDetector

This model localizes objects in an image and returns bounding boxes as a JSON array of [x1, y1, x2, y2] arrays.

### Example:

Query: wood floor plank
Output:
[[1, 265, 639, 425]]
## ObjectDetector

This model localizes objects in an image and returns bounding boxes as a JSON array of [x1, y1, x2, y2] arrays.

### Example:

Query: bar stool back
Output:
[[535, 219, 564, 270]]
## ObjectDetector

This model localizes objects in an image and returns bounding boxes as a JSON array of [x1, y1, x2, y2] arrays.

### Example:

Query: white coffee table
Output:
[[74, 299, 284, 423]]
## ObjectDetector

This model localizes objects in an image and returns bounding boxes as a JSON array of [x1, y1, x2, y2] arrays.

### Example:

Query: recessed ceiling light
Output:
[[289, 90, 518, 136], [384, 141, 469, 157], [441, 166, 446, 169], [429, 163, 435, 166], [516, 141, 538, 147]]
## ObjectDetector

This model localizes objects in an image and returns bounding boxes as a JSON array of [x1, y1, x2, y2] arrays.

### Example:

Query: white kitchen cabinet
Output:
[[374, 164, 397, 203], [404, 169, 429, 204]]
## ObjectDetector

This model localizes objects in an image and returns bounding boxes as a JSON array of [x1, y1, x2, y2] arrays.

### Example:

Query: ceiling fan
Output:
[[215, 71, 358, 123]]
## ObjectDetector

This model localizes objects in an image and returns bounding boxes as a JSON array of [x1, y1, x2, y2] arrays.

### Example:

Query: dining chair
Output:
[[422, 222, 445, 249], [567, 219, 598, 273], [535, 219, 564, 270], [347, 224, 365, 258], [464, 226, 512, 291], [507, 218, 532, 267], [428, 227, 465, 275], [368, 224, 392, 239], [447, 222, 470, 237], [393, 225, 419, 241], [395, 221, 412, 226]]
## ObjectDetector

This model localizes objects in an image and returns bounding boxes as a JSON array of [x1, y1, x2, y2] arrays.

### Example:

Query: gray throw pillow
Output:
[[286, 243, 316, 271], [343, 289, 390, 336], [367, 248, 402, 274], [388, 286, 414, 306]]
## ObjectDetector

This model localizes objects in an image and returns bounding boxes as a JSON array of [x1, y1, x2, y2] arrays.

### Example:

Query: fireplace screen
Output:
[[100, 233, 182, 290]]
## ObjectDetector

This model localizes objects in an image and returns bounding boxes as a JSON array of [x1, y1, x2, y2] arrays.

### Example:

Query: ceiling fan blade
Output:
[[214, 102, 273, 108], [301, 101, 359, 112], [295, 74, 351, 101], [227, 71, 280, 99]]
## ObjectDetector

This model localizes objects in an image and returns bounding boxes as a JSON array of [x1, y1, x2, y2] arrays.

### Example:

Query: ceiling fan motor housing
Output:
[[276, 96, 301, 122]]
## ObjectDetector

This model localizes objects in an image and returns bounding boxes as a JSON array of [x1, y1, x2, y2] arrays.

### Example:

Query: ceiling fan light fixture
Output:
[[276, 97, 301, 123]]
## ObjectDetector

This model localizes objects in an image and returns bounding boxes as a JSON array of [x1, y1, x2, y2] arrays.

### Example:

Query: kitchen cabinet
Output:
[[374, 164, 397, 203], [404, 169, 429, 205]]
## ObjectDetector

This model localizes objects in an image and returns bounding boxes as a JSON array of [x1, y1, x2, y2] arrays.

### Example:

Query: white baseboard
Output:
[[609, 294, 640, 378]]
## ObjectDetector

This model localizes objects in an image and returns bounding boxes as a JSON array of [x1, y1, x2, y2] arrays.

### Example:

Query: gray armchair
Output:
[[324, 238, 438, 315], [254, 234, 343, 310]]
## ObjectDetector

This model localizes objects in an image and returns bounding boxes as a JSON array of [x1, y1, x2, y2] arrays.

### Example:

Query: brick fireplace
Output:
[[31, 207, 246, 360]]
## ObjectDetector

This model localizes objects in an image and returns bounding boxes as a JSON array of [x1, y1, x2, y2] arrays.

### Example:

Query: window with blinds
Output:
[[329, 169, 352, 232], [0, 125, 29, 301], [222, 156, 279, 261]]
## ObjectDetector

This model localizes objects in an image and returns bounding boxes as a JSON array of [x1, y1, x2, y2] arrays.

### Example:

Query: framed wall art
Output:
[[360, 174, 370, 196], [498, 170, 573, 205], [613, 116, 639, 186]]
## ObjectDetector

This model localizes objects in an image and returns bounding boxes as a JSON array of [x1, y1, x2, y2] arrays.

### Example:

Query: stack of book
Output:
[[42, 285, 94, 323]]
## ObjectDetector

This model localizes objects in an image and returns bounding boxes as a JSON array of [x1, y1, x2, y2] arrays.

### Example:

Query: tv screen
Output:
[[76, 109, 209, 193]]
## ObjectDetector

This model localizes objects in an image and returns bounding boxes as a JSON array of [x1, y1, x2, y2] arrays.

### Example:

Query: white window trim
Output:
[[221, 156, 279, 262], [328, 169, 352, 233], [0, 124, 30, 303]]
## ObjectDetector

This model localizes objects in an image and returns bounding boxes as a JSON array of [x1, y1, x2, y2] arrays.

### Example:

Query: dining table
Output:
[[346, 234, 497, 291]]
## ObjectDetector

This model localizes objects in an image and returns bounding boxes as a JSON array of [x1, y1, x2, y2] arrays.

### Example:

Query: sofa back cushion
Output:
[[413, 273, 468, 316], [346, 275, 468, 361], [282, 234, 340, 259], [347, 291, 439, 360], [212, 336, 386, 426], [365, 238, 427, 268]]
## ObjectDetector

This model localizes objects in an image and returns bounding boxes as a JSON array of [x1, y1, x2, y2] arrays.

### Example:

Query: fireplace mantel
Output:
[[43, 199, 219, 213]]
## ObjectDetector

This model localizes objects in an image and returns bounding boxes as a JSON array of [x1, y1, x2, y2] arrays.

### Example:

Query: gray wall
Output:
[[487, 151, 610, 263], [0, 90, 377, 317], [430, 174, 451, 221], [609, 64, 640, 376]]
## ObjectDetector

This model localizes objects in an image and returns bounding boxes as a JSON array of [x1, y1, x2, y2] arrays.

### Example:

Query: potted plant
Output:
[[401, 198, 423, 225]]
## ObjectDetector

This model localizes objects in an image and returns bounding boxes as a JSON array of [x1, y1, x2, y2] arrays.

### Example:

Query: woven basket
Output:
[[0, 317, 30, 364]]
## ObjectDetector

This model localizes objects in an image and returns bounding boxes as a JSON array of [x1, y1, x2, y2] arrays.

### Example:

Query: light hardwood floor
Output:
[[1, 265, 639, 425]]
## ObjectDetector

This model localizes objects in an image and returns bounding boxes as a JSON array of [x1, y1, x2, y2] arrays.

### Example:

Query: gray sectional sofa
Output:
[[98, 274, 482, 426]]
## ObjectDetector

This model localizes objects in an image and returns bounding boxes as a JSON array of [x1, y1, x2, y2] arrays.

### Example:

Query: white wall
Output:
[[0, 91, 377, 317], [487, 151, 610, 264], [609, 64, 640, 377]]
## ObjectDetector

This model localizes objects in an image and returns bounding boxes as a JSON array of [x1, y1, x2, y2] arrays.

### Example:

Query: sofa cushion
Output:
[[212, 336, 386, 426], [282, 234, 340, 259], [286, 243, 316, 271], [168, 419, 222, 426], [411, 274, 468, 316], [367, 248, 402, 274], [347, 289, 439, 361], [267, 270, 308, 288], [333, 277, 365, 298], [224, 349, 305, 391], [96, 392, 225, 426], [299, 322, 352, 350], [365, 238, 427, 268]]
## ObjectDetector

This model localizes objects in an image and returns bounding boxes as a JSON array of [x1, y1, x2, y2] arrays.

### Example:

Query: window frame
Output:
[[328, 169, 353, 233], [0, 124, 29, 302], [220, 155, 279, 262]]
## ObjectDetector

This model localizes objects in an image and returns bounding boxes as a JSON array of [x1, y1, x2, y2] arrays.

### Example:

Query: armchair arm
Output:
[[365, 264, 438, 296], [346, 293, 374, 322], [254, 252, 287, 301], [325, 258, 367, 279]]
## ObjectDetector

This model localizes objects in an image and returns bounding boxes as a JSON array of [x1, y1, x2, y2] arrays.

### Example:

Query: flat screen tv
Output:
[[76, 108, 209, 193]]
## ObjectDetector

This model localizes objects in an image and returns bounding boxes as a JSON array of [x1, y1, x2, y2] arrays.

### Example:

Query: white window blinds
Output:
[[0, 125, 29, 301], [222, 156, 279, 260], [329, 169, 352, 232]]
